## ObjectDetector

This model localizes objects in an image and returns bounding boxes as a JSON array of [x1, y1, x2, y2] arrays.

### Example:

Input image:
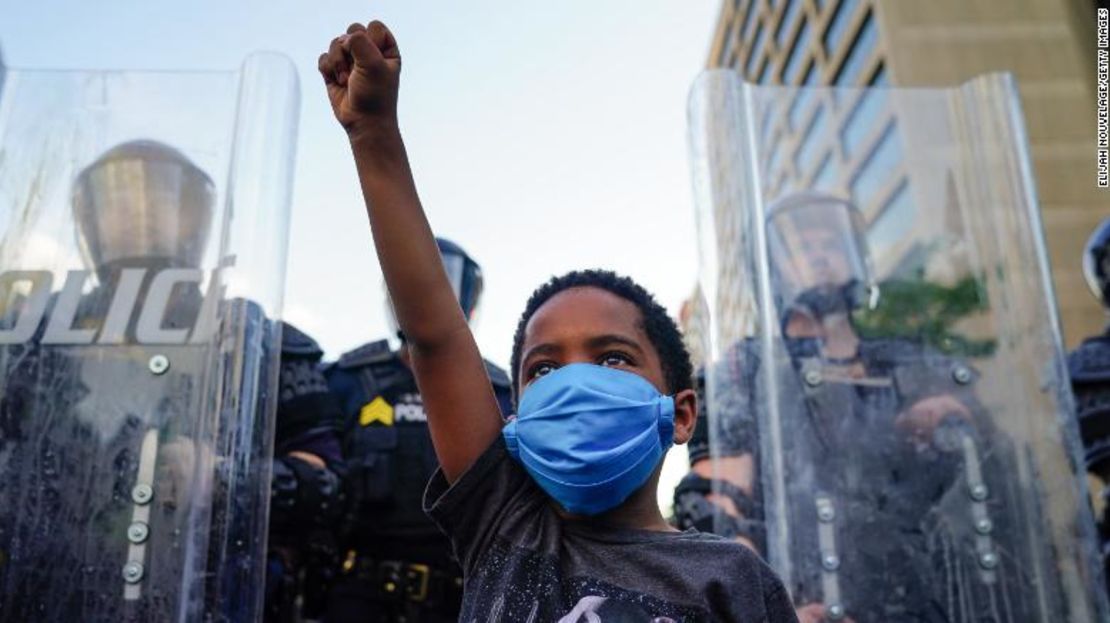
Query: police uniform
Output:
[[678, 336, 1042, 622], [1069, 328, 1110, 593], [323, 338, 513, 623], [265, 322, 345, 622], [673, 368, 765, 548], [1070, 217, 1110, 595], [0, 141, 286, 621], [0, 278, 279, 621], [778, 339, 1041, 622]]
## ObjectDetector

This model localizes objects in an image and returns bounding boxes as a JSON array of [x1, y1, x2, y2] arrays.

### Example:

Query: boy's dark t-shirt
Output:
[[424, 437, 798, 622]]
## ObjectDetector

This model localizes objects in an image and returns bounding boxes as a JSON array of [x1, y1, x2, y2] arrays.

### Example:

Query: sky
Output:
[[0, 0, 719, 366], [0, 0, 721, 365], [0, 0, 722, 508]]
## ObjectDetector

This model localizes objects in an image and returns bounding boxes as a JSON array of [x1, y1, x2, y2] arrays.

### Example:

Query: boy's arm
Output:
[[319, 21, 503, 482]]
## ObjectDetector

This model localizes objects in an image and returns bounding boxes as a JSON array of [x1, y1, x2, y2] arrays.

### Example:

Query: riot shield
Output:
[[0, 55, 298, 622], [689, 71, 1108, 621]]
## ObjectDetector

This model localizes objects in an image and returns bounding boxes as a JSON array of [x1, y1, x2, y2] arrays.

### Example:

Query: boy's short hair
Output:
[[509, 269, 695, 405]]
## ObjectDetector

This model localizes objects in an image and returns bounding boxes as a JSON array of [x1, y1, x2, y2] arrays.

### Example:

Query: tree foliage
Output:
[[852, 276, 997, 357]]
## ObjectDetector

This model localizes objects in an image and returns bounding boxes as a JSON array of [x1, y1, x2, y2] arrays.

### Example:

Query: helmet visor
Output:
[[766, 195, 870, 315], [72, 142, 215, 272]]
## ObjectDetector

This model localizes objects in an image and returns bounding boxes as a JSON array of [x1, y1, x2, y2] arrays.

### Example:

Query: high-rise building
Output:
[[678, 286, 710, 369], [703, 0, 1103, 348]]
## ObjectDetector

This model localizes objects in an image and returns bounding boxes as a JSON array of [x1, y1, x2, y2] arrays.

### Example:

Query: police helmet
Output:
[[435, 237, 484, 321], [385, 238, 484, 339], [72, 140, 215, 276], [765, 192, 878, 321]]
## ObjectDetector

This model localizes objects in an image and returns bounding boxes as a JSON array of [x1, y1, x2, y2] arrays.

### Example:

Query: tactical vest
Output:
[[788, 340, 1040, 621], [1068, 331, 1110, 478], [0, 287, 272, 622], [1067, 329, 1110, 596], [324, 340, 512, 565], [692, 337, 1041, 622]]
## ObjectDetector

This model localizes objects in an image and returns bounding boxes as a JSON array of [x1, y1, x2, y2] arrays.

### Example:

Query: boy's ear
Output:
[[671, 388, 697, 445]]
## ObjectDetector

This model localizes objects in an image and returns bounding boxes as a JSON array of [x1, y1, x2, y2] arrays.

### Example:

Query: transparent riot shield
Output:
[[689, 71, 1108, 622], [0, 55, 298, 622]]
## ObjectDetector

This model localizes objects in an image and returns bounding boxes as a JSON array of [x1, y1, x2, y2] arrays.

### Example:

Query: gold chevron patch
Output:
[[359, 396, 394, 427]]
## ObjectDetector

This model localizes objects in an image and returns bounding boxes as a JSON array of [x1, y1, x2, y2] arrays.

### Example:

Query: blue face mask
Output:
[[502, 363, 675, 516]]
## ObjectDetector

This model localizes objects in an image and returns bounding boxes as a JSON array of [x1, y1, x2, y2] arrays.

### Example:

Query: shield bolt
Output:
[[131, 484, 154, 505], [952, 365, 973, 385], [979, 551, 999, 570], [821, 554, 840, 571], [975, 518, 994, 535], [826, 603, 846, 620], [969, 483, 989, 501], [818, 506, 835, 523], [122, 561, 145, 584], [803, 369, 823, 387], [148, 354, 170, 376], [127, 522, 150, 544]]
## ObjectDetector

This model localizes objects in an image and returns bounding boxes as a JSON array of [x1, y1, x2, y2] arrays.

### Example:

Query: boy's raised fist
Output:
[[319, 20, 402, 136]]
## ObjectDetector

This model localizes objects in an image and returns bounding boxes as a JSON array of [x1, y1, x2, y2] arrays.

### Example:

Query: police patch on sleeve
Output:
[[359, 396, 394, 427], [393, 392, 427, 423]]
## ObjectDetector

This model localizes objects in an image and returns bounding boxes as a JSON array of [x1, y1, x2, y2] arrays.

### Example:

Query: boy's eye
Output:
[[528, 362, 557, 380], [599, 352, 632, 368]]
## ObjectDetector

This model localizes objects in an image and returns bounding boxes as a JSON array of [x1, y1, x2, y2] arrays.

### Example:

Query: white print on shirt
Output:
[[557, 595, 678, 623]]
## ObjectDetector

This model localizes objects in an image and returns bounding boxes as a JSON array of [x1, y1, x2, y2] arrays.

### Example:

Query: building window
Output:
[[783, 20, 812, 84], [868, 180, 915, 257], [788, 61, 818, 130], [742, 0, 761, 42], [850, 121, 903, 207], [721, 1, 755, 68], [869, 64, 888, 86], [766, 137, 786, 178], [804, 59, 820, 86], [777, 0, 802, 46], [758, 57, 774, 84], [747, 23, 769, 77], [718, 16, 737, 66], [796, 104, 829, 172], [841, 85, 888, 158], [824, 0, 859, 53], [834, 11, 877, 87], [760, 95, 778, 149], [812, 152, 840, 192]]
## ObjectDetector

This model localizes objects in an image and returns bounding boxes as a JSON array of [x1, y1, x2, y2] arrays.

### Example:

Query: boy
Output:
[[318, 20, 797, 621]]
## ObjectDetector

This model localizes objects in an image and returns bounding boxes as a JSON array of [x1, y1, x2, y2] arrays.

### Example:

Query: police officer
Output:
[[323, 238, 512, 623], [266, 322, 346, 622], [0, 140, 280, 621], [676, 192, 1038, 622], [672, 368, 764, 553], [1068, 216, 1110, 594]]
